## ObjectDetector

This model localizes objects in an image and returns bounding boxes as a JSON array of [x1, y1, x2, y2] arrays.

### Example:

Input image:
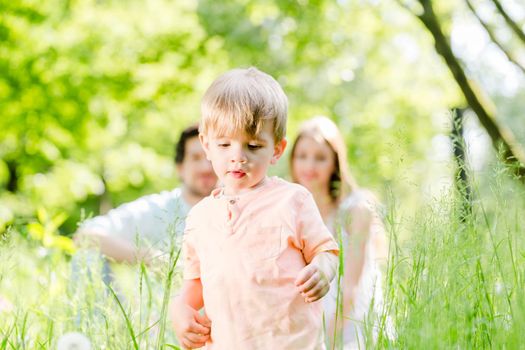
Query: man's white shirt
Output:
[[80, 187, 190, 252]]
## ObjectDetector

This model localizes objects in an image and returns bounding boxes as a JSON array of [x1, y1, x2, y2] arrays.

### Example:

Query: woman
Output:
[[290, 116, 388, 349]]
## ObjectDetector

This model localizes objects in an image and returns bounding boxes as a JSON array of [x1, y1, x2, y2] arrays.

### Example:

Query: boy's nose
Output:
[[231, 155, 247, 164], [230, 148, 247, 163]]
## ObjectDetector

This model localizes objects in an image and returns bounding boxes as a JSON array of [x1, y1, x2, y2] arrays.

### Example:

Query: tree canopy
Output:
[[1, 0, 523, 233]]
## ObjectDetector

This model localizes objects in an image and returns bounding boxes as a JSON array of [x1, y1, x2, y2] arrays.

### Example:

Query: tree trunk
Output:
[[465, 0, 525, 75], [450, 108, 472, 221], [413, 0, 525, 182], [490, 0, 525, 46], [99, 174, 112, 215], [6, 160, 18, 192]]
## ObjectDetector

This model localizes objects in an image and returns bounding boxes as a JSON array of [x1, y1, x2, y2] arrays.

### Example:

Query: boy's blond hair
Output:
[[200, 67, 288, 142]]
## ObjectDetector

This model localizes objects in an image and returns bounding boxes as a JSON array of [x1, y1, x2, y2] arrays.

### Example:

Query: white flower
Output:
[[0, 295, 13, 313], [494, 281, 504, 295], [57, 332, 91, 350]]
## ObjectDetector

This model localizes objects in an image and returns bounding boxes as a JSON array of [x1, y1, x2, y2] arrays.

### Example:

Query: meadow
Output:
[[1, 165, 524, 350], [379, 170, 525, 349], [2, 0, 525, 348]]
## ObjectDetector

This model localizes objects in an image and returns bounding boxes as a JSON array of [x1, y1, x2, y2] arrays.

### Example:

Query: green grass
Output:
[[1, 170, 524, 349], [376, 171, 525, 349], [0, 227, 183, 350]]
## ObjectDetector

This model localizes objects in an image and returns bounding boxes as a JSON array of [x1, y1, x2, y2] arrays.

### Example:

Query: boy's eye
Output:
[[248, 144, 262, 150], [217, 142, 230, 147]]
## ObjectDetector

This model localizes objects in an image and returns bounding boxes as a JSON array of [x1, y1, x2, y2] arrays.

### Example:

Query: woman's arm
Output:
[[342, 202, 373, 315], [325, 202, 373, 347]]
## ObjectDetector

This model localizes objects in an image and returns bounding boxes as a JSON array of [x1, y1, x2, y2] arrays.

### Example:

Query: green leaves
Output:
[[2, 0, 522, 239], [27, 208, 74, 253]]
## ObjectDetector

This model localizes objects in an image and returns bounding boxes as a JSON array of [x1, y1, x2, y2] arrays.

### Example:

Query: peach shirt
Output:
[[183, 177, 339, 349]]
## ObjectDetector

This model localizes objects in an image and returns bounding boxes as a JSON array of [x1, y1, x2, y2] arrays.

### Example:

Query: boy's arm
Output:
[[294, 191, 339, 302], [170, 278, 211, 349], [177, 278, 205, 309], [295, 251, 338, 303]]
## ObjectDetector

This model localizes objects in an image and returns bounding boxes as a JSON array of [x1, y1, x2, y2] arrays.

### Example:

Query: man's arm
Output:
[[73, 190, 184, 265], [74, 229, 164, 265]]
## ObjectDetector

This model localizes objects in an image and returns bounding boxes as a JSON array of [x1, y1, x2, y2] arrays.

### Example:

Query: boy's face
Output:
[[200, 122, 287, 195]]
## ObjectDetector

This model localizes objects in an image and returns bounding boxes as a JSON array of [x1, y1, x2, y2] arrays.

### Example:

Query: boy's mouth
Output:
[[229, 170, 246, 179]]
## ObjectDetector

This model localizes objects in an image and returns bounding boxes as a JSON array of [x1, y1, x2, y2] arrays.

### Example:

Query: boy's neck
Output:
[[223, 176, 269, 197]]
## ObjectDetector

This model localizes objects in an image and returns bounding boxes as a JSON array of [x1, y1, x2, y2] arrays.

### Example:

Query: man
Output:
[[74, 125, 217, 264]]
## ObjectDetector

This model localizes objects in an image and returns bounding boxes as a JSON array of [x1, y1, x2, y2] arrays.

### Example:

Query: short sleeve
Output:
[[296, 191, 339, 263], [79, 189, 188, 250], [340, 190, 383, 218], [339, 191, 384, 234], [182, 212, 201, 280]]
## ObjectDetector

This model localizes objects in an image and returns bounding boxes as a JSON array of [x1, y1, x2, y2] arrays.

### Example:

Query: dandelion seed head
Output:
[[57, 332, 91, 350], [494, 281, 504, 295], [0, 295, 13, 313]]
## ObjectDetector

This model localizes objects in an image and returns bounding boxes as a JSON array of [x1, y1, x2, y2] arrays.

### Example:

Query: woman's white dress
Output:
[[322, 190, 387, 349]]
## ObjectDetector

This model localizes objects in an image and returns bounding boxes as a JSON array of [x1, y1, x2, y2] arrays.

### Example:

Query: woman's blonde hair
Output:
[[290, 116, 358, 203], [200, 67, 288, 142]]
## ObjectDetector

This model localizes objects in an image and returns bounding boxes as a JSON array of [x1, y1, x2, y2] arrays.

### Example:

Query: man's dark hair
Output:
[[175, 124, 200, 164]]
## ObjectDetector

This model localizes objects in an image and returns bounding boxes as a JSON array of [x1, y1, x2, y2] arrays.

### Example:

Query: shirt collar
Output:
[[212, 176, 272, 202]]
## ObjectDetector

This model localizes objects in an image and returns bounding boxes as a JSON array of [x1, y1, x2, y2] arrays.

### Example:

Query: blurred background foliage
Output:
[[0, 0, 524, 235]]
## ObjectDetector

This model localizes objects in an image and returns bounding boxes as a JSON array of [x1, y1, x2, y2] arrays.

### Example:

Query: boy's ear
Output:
[[271, 138, 287, 165], [199, 133, 212, 161]]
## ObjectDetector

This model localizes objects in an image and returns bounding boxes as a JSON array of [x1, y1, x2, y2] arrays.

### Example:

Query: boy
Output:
[[171, 67, 339, 349]]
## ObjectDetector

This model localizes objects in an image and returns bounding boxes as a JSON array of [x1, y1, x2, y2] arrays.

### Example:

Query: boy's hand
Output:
[[295, 252, 338, 303], [295, 264, 330, 302], [171, 301, 211, 349]]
